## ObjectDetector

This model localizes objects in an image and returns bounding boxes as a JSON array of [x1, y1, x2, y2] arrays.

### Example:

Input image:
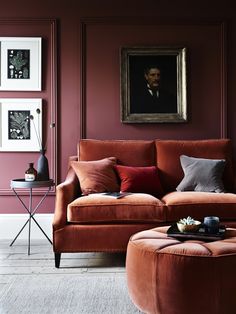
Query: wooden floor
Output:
[[0, 239, 126, 275]]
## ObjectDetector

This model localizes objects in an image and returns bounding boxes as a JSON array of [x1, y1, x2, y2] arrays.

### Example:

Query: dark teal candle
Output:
[[204, 216, 220, 234]]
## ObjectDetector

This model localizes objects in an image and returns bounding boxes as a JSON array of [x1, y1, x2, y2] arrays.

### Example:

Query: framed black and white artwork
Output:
[[0, 37, 42, 91], [0, 98, 42, 151]]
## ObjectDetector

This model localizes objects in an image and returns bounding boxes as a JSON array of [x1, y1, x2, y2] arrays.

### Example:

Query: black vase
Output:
[[37, 149, 50, 181]]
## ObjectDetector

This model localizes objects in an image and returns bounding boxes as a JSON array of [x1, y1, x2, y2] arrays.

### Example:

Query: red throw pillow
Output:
[[71, 157, 120, 195], [115, 165, 164, 197]]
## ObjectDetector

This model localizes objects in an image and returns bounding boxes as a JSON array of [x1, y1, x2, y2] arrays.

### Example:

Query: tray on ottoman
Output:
[[167, 223, 226, 241]]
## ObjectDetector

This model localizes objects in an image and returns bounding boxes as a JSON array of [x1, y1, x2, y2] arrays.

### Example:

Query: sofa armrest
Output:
[[53, 166, 81, 230]]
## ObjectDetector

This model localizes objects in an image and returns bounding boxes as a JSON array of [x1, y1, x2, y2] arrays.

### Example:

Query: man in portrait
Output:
[[130, 65, 177, 114]]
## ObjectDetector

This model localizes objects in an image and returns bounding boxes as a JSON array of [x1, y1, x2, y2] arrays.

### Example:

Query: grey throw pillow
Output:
[[176, 155, 226, 193]]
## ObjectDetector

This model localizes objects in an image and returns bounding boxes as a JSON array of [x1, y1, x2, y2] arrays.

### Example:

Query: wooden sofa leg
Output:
[[55, 253, 61, 268]]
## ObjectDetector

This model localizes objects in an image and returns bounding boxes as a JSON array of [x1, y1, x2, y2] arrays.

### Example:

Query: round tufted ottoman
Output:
[[126, 226, 236, 314]]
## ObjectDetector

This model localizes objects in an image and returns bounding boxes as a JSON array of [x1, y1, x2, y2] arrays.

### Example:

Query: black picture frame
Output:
[[120, 46, 187, 123]]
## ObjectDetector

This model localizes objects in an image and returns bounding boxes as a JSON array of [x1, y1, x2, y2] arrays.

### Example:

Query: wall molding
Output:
[[80, 18, 227, 139], [0, 18, 58, 195], [80, 21, 87, 139], [0, 214, 53, 240], [220, 21, 227, 138]]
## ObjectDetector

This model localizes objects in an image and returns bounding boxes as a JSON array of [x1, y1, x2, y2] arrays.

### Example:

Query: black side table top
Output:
[[10, 179, 54, 189]]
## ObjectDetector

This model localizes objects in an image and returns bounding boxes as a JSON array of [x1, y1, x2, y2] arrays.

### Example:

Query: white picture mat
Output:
[[0, 37, 41, 91], [0, 98, 42, 152]]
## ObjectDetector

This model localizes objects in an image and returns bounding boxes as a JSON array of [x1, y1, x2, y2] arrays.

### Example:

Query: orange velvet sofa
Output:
[[53, 138, 236, 267]]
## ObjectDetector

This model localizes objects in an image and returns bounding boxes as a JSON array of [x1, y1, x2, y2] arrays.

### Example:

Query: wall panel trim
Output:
[[80, 18, 227, 140], [0, 18, 58, 195], [220, 21, 227, 138]]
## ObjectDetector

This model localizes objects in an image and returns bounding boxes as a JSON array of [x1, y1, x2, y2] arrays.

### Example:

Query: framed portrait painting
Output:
[[120, 46, 187, 123], [0, 37, 42, 91], [0, 98, 42, 152]]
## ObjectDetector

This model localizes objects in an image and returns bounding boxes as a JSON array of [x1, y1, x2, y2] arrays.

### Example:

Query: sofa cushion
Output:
[[176, 155, 226, 193], [67, 193, 166, 223], [78, 139, 155, 166], [71, 157, 119, 195], [115, 165, 164, 197], [162, 191, 236, 222], [156, 139, 234, 192]]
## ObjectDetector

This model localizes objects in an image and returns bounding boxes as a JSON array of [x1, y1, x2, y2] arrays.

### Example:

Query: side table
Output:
[[10, 179, 54, 255]]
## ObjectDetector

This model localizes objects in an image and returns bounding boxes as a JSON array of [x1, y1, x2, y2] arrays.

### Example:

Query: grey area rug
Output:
[[0, 273, 142, 314]]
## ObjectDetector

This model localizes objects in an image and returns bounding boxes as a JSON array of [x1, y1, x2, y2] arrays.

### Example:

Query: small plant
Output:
[[178, 216, 196, 225]]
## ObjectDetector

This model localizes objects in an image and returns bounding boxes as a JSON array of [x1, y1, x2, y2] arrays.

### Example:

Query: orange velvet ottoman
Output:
[[126, 226, 236, 314]]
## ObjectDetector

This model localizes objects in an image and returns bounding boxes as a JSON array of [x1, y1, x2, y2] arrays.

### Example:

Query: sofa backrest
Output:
[[78, 139, 155, 166], [156, 139, 234, 192]]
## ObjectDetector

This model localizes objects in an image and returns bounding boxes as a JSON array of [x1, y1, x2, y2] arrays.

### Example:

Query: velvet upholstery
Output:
[[162, 191, 236, 222], [115, 165, 164, 197], [53, 138, 236, 268], [176, 155, 226, 192], [53, 223, 164, 253], [156, 139, 234, 192], [78, 139, 155, 166], [126, 226, 236, 314], [53, 166, 80, 230], [67, 193, 165, 223], [71, 157, 119, 195]]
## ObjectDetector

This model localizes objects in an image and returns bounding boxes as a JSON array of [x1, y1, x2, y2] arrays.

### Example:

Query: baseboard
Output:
[[0, 214, 53, 240]]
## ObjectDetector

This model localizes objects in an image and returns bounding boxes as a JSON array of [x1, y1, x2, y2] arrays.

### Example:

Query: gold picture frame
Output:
[[120, 46, 187, 123]]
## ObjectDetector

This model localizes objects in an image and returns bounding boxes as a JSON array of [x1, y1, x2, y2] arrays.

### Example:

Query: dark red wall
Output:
[[85, 21, 225, 139], [0, 0, 236, 213]]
